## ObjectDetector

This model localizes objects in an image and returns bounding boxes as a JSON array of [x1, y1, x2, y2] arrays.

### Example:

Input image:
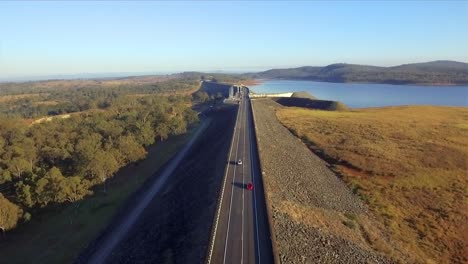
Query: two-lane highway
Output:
[[208, 90, 274, 264]]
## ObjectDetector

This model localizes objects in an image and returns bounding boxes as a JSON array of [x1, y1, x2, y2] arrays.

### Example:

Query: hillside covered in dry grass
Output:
[[277, 106, 468, 264]]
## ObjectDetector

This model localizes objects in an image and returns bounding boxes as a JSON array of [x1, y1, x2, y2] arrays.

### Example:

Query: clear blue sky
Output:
[[1, 1, 467, 79]]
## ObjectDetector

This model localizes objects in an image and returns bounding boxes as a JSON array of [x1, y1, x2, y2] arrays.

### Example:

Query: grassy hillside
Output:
[[0, 77, 200, 119], [276, 106, 468, 264], [245, 60, 468, 85], [391, 60, 468, 73]]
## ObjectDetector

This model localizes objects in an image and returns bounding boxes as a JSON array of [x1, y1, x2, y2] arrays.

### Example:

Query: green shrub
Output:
[[342, 220, 356, 229], [23, 212, 32, 222]]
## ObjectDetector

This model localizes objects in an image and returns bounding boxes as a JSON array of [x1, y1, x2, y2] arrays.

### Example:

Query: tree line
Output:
[[0, 78, 200, 118], [0, 79, 200, 233], [244, 63, 468, 85]]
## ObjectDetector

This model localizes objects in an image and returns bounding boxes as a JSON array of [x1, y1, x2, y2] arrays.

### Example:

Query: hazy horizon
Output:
[[3, 59, 468, 83], [1, 1, 467, 81]]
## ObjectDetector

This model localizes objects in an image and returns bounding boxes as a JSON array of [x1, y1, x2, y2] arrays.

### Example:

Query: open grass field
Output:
[[276, 106, 468, 264], [0, 76, 173, 92], [0, 93, 57, 106], [0, 93, 45, 102], [0, 126, 198, 264]]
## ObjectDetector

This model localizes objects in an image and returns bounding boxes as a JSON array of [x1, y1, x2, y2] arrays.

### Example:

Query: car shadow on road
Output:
[[229, 161, 239, 165], [232, 182, 246, 189]]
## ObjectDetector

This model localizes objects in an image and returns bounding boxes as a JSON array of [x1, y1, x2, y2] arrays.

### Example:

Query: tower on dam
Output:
[[229, 85, 245, 99]]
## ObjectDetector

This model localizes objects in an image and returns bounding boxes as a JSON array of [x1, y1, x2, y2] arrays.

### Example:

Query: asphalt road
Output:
[[209, 92, 274, 264]]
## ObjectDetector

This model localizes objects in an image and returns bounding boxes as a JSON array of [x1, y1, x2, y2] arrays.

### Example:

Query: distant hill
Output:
[[245, 61, 468, 85], [390, 61, 468, 73]]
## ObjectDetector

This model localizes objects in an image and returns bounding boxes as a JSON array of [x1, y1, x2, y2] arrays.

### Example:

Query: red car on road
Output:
[[246, 183, 253, 190]]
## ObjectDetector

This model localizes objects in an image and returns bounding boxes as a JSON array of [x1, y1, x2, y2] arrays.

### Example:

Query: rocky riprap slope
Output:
[[251, 99, 394, 263], [272, 97, 349, 111]]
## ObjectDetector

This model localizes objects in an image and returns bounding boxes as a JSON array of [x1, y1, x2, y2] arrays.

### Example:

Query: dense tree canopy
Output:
[[0, 77, 202, 231], [0, 78, 200, 118], [192, 91, 209, 103], [0, 193, 22, 232], [243, 61, 468, 85]]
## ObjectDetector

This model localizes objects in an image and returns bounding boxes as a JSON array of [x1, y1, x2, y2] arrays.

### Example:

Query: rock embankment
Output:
[[291, 91, 317, 99], [251, 99, 393, 263], [201, 81, 231, 97], [272, 97, 349, 111]]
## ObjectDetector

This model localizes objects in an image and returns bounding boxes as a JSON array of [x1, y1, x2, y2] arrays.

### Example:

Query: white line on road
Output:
[[223, 99, 244, 264], [241, 99, 246, 264], [207, 100, 241, 264]]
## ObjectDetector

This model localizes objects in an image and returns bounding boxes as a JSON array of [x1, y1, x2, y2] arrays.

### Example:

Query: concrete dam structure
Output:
[[249, 92, 294, 98]]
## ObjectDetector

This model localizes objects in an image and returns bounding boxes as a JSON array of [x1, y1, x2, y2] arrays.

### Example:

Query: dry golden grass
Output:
[[277, 106, 468, 264], [15, 76, 173, 90], [124, 84, 199, 97], [0, 93, 44, 103], [32, 100, 60, 106]]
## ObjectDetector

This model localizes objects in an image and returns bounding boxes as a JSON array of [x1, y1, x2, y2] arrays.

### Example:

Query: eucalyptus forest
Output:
[[0, 76, 206, 233]]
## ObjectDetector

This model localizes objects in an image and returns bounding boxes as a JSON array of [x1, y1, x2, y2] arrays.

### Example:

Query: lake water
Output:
[[250, 80, 468, 108]]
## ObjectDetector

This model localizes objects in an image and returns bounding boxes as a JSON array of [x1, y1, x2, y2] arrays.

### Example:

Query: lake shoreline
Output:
[[248, 79, 468, 108]]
